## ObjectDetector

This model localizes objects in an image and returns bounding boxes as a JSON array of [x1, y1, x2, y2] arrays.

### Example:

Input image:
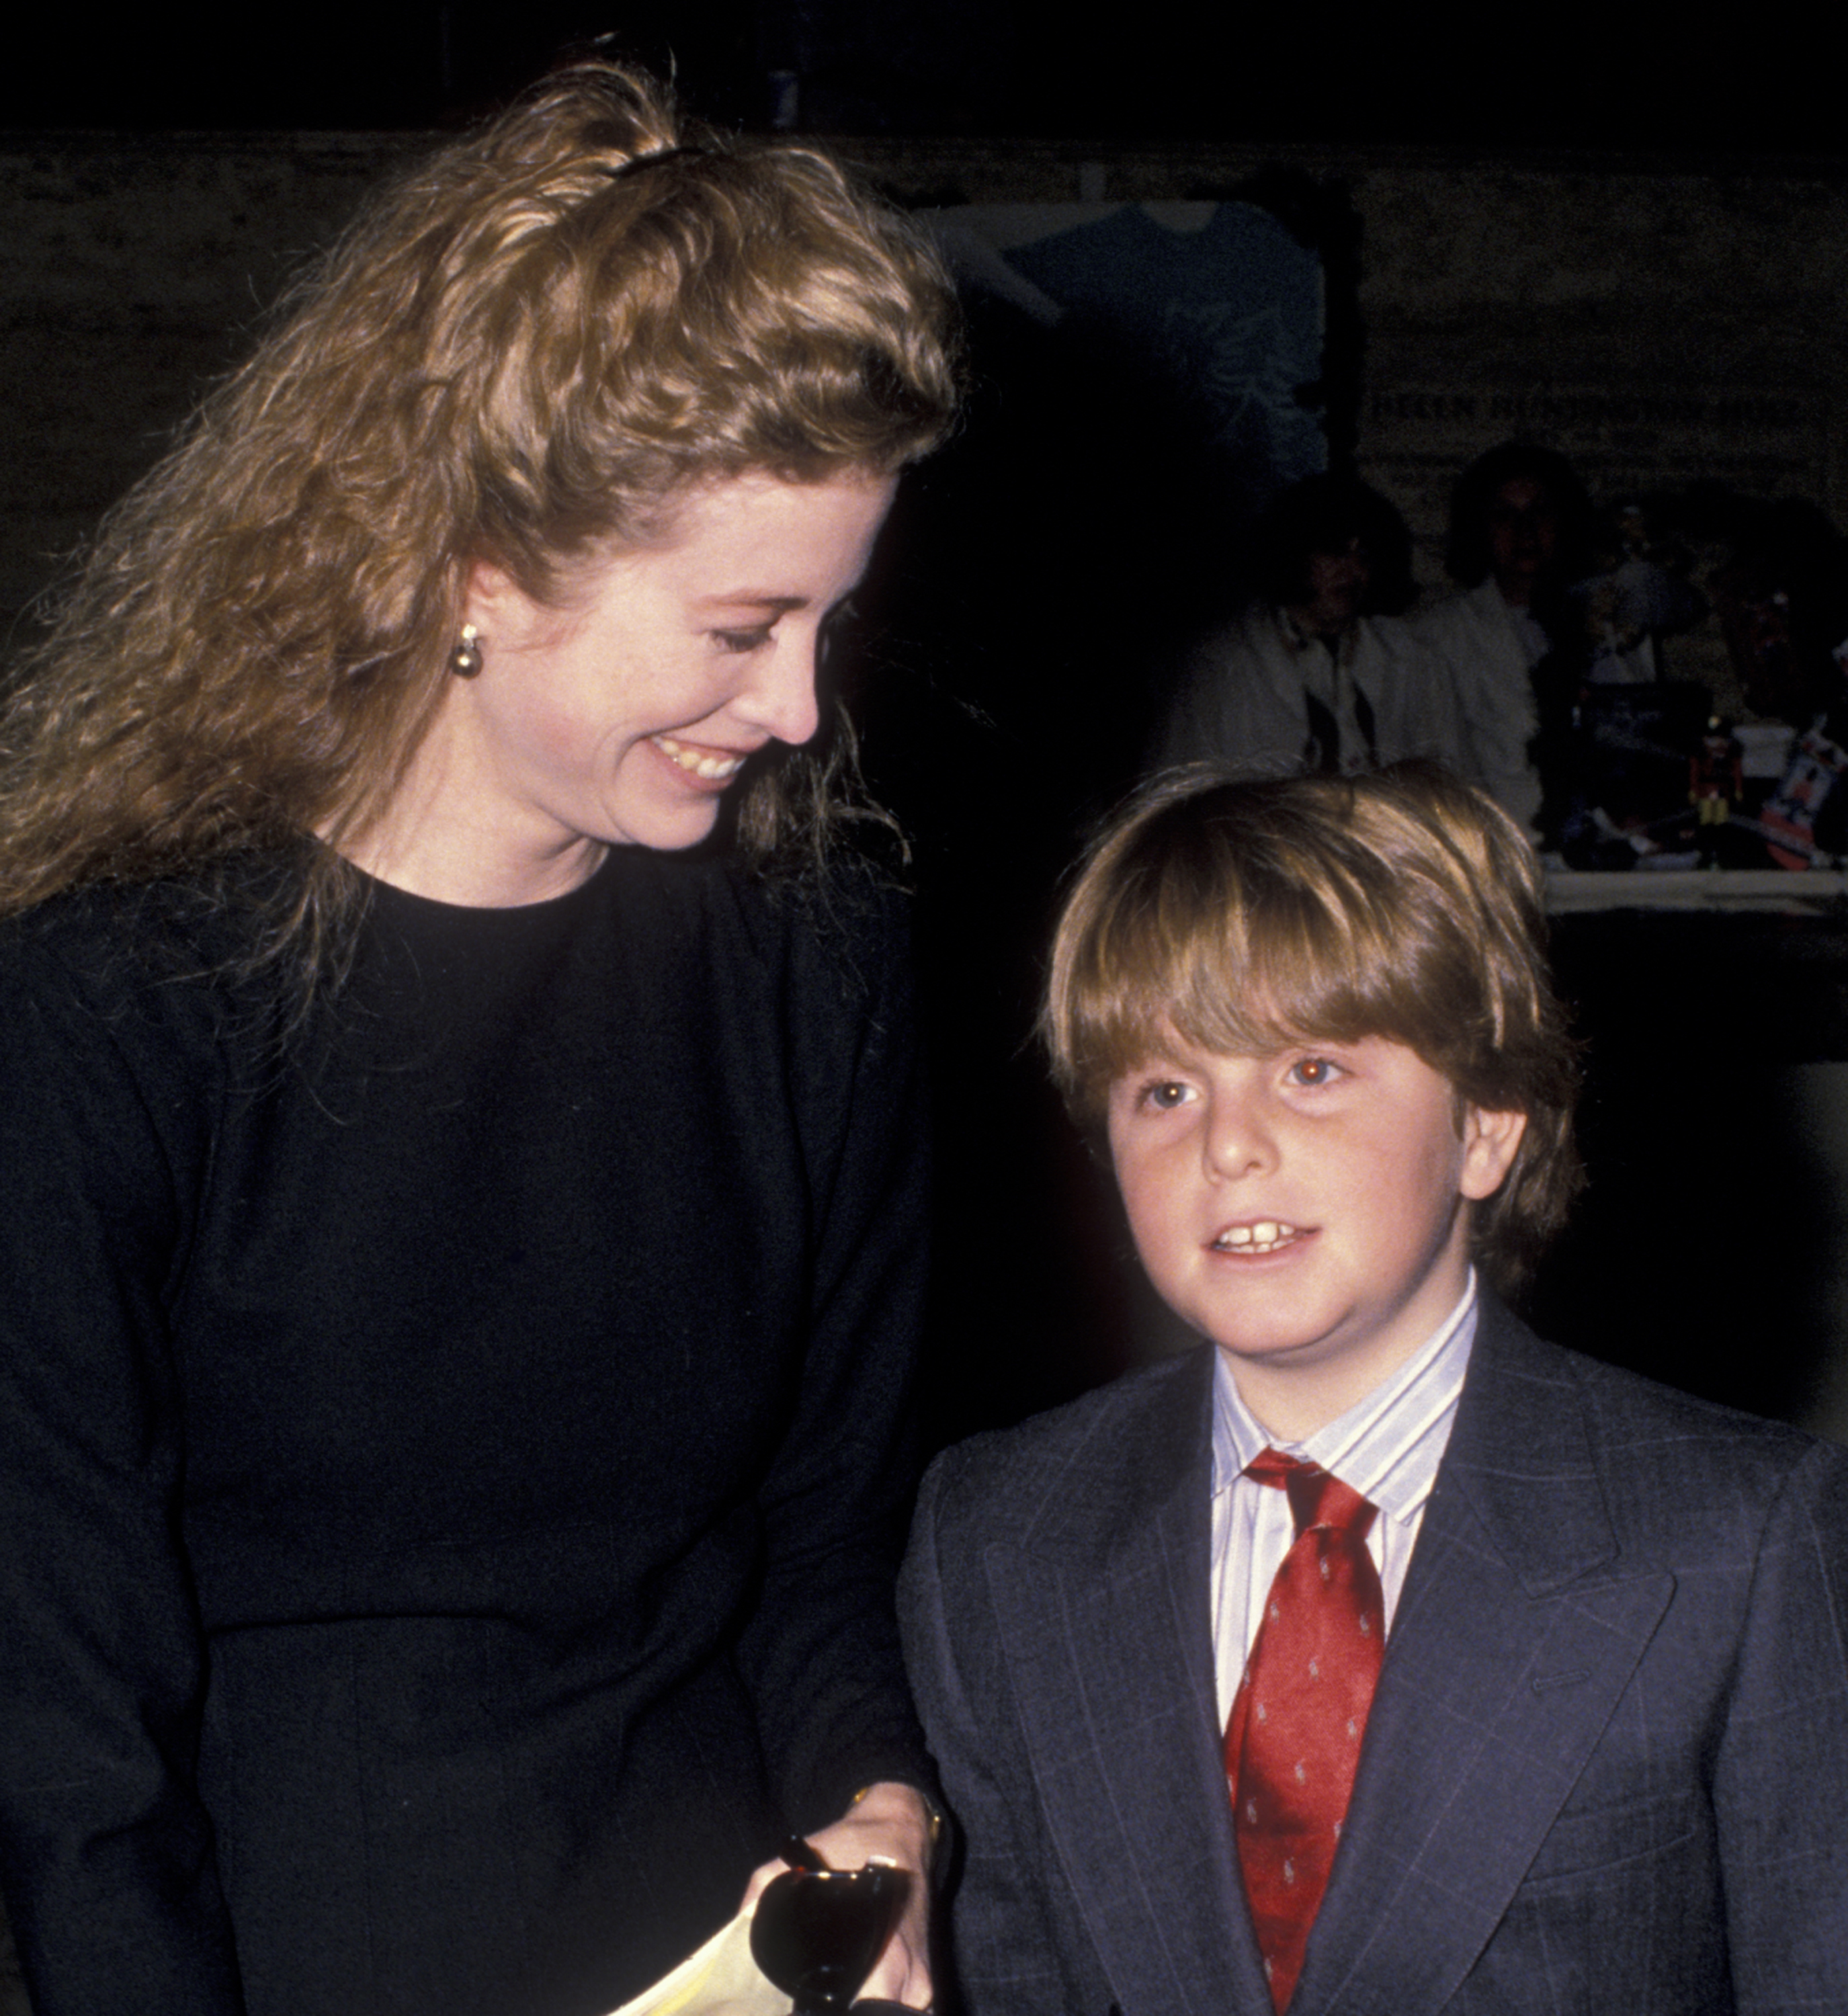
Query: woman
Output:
[[0, 65, 958, 2016]]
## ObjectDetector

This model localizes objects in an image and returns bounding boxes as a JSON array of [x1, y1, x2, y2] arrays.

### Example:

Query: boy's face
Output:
[[1107, 1031, 1525, 1424]]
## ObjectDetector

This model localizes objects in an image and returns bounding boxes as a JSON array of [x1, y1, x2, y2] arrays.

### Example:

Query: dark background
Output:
[[3, 3, 1839, 154]]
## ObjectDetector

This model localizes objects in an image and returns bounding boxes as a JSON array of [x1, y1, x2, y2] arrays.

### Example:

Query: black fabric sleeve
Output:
[[0, 928, 247, 2016], [732, 890, 939, 1835]]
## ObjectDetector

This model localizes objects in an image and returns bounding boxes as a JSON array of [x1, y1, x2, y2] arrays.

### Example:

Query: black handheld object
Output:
[[749, 1859, 906, 2014]]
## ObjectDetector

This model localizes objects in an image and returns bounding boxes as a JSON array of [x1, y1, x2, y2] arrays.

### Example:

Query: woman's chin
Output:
[[597, 790, 727, 855]]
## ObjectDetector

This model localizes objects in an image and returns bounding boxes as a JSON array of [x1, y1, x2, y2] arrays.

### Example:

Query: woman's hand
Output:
[[741, 1779, 936, 2008]]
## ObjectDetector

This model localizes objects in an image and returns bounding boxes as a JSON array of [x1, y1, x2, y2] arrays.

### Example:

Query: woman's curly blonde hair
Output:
[[0, 62, 960, 970]]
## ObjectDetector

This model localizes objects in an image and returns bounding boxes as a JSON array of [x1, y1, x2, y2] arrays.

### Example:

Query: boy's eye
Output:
[[1140, 1079, 1193, 1111], [1286, 1055, 1344, 1089]]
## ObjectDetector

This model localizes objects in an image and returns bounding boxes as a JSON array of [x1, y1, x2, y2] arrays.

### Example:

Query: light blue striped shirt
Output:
[[1210, 1277, 1478, 1728]]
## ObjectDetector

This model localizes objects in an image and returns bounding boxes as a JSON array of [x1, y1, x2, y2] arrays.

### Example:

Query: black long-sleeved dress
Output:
[[0, 845, 933, 2016]]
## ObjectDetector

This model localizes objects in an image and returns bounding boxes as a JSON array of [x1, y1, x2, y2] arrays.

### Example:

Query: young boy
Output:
[[900, 764, 1848, 2016]]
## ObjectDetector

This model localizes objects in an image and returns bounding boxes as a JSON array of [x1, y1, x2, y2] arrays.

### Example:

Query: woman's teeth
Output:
[[653, 735, 745, 781], [1213, 1221, 1300, 1254]]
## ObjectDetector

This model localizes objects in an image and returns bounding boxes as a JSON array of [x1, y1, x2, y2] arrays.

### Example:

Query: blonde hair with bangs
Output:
[[0, 62, 960, 968], [1044, 763, 1581, 1294]]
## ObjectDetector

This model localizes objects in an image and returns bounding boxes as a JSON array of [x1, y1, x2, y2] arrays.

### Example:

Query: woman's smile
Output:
[[649, 733, 755, 783]]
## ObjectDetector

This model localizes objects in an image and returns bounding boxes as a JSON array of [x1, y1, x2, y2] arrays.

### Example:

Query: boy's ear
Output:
[[1459, 1105, 1527, 1202]]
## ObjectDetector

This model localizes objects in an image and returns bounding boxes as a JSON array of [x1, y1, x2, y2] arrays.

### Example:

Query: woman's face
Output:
[[393, 469, 895, 903]]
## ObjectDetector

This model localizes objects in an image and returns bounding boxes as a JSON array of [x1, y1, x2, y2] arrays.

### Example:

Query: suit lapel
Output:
[[1293, 1306, 1675, 2016], [984, 1349, 1275, 2016]]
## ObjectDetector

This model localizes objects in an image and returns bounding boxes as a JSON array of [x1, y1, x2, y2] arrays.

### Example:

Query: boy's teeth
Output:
[[1215, 1220, 1300, 1253], [654, 735, 744, 780]]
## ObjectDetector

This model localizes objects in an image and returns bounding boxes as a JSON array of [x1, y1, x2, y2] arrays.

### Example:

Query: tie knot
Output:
[[1246, 1447, 1377, 1540]]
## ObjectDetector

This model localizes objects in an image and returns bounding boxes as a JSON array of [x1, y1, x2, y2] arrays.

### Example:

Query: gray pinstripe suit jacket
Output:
[[900, 1302, 1848, 2015]]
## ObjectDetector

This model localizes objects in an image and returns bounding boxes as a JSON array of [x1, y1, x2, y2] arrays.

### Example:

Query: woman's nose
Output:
[[737, 634, 823, 747]]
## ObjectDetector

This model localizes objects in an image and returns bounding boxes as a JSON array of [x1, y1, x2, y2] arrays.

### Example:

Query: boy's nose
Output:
[[1202, 1097, 1277, 1178]]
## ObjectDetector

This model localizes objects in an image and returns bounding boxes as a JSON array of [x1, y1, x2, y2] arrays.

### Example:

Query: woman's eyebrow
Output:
[[697, 591, 809, 612]]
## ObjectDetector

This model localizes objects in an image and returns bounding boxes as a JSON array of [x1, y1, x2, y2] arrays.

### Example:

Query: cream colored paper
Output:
[[606, 1908, 788, 2016]]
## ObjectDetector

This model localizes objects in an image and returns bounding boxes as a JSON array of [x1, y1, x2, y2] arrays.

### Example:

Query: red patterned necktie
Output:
[[1224, 1449, 1384, 2012]]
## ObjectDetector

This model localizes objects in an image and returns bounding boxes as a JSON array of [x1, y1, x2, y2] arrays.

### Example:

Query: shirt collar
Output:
[[1277, 604, 1351, 665], [1210, 1273, 1479, 1527]]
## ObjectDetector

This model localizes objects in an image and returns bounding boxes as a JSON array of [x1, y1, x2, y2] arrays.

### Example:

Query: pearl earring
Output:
[[451, 623, 483, 678]]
